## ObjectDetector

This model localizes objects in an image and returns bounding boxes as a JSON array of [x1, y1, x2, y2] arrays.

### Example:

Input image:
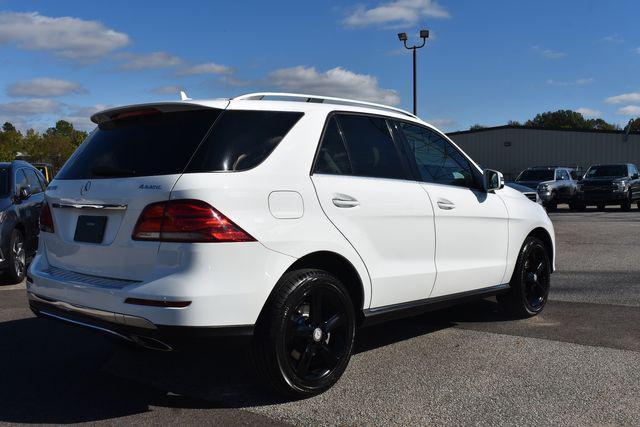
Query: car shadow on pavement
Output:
[[0, 300, 503, 422]]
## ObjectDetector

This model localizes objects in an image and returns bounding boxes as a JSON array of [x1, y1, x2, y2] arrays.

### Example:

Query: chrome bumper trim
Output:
[[28, 292, 157, 330]]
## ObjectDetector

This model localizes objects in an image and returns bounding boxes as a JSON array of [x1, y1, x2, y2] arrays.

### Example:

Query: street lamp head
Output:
[[420, 29, 429, 39], [397, 32, 408, 42]]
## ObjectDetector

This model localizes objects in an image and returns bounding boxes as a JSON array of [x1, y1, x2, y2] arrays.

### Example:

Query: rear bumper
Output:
[[28, 292, 252, 350], [27, 241, 295, 329]]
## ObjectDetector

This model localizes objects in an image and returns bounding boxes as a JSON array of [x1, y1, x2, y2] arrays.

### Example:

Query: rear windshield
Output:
[[56, 109, 221, 180], [516, 169, 554, 182], [0, 168, 9, 196], [586, 165, 628, 178], [56, 108, 303, 180]]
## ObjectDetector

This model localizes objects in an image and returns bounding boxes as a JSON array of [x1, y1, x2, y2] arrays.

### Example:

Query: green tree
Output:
[[469, 124, 486, 130], [524, 110, 618, 130]]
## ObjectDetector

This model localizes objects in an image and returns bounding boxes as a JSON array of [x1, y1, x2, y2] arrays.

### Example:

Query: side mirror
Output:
[[632, 173, 639, 180], [483, 169, 504, 192], [18, 186, 31, 201]]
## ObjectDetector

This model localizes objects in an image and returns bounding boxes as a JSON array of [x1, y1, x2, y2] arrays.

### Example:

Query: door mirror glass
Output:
[[632, 173, 639, 179], [483, 169, 504, 192], [18, 186, 31, 200]]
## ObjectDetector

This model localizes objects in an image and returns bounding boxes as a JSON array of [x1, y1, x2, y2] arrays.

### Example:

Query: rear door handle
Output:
[[437, 198, 455, 210], [332, 194, 359, 208]]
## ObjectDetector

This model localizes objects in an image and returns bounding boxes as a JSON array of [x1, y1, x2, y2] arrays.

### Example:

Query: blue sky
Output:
[[0, 0, 639, 132]]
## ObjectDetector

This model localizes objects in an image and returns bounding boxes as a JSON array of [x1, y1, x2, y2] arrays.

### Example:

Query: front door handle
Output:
[[332, 194, 359, 208], [437, 198, 455, 210]]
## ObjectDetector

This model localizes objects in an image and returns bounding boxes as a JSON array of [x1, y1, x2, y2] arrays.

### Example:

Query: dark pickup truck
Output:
[[574, 163, 640, 210]]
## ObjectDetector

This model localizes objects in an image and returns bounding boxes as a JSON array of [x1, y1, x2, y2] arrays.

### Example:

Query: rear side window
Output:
[[185, 110, 303, 173], [314, 117, 352, 175], [0, 168, 8, 196], [332, 114, 406, 180], [56, 109, 221, 180]]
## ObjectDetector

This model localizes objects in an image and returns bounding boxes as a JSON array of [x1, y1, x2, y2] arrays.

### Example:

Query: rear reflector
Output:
[[39, 202, 54, 233], [124, 298, 191, 308], [132, 199, 255, 243]]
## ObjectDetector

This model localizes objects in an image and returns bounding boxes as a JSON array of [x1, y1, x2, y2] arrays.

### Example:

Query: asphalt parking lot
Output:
[[1, 206, 638, 426]]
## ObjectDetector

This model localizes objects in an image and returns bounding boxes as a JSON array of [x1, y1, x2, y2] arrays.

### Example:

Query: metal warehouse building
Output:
[[448, 126, 640, 180]]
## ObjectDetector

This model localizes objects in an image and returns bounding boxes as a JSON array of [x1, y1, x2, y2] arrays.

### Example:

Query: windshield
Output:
[[516, 169, 554, 182], [0, 168, 8, 196], [585, 165, 628, 178]]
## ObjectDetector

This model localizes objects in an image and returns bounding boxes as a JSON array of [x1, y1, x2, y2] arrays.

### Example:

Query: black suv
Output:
[[0, 161, 47, 283], [575, 163, 640, 210], [514, 166, 579, 210]]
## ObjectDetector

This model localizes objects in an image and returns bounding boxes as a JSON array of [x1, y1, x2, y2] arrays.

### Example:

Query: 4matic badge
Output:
[[139, 184, 162, 190]]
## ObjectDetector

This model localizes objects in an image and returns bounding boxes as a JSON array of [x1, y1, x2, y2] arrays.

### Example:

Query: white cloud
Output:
[[0, 98, 61, 115], [343, 0, 449, 28], [118, 51, 182, 70], [532, 46, 566, 59], [7, 77, 86, 97], [600, 34, 624, 43], [177, 62, 234, 75], [0, 11, 129, 60], [427, 118, 457, 130], [546, 77, 594, 86], [63, 104, 108, 130], [576, 107, 602, 118], [604, 92, 640, 104], [616, 105, 640, 116], [149, 85, 184, 95], [265, 66, 400, 105], [633, 47, 640, 54]]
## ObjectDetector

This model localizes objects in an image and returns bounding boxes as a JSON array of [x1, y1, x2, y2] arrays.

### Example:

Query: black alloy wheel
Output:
[[498, 236, 551, 317], [283, 286, 349, 384], [253, 269, 356, 397]]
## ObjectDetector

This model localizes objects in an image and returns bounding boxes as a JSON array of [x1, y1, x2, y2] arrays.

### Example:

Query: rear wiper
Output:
[[91, 165, 136, 177]]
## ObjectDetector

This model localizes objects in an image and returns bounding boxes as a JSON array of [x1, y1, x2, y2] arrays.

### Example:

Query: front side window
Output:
[[23, 169, 44, 194], [333, 114, 406, 180], [398, 122, 477, 188], [314, 117, 352, 175], [186, 110, 303, 173], [14, 169, 28, 193], [557, 170, 569, 181]]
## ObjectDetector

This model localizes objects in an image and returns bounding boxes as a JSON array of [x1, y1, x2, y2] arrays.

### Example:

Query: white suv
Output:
[[28, 92, 555, 397]]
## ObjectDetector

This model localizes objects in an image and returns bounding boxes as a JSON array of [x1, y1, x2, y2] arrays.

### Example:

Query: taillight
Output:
[[40, 202, 54, 233], [132, 199, 255, 243]]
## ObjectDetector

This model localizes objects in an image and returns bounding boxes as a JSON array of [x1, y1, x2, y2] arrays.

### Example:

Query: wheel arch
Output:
[[265, 251, 366, 323], [528, 227, 554, 272]]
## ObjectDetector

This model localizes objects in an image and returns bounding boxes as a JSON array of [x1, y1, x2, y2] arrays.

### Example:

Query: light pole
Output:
[[397, 29, 429, 115]]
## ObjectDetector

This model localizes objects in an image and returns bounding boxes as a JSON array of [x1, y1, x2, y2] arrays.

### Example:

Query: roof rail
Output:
[[233, 92, 417, 119]]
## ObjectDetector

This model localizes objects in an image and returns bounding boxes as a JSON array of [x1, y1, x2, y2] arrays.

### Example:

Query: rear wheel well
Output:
[[528, 227, 553, 271], [283, 251, 365, 321]]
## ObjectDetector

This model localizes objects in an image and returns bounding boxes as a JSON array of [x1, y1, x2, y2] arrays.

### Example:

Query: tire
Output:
[[497, 236, 551, 318], [621, 195, 632, 211], [573, 203, 586, 211], [597, 204, 605, 211], [6, 229, 26, 284], [545, 193, 558, 211], [253, 269, 356, 398]]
